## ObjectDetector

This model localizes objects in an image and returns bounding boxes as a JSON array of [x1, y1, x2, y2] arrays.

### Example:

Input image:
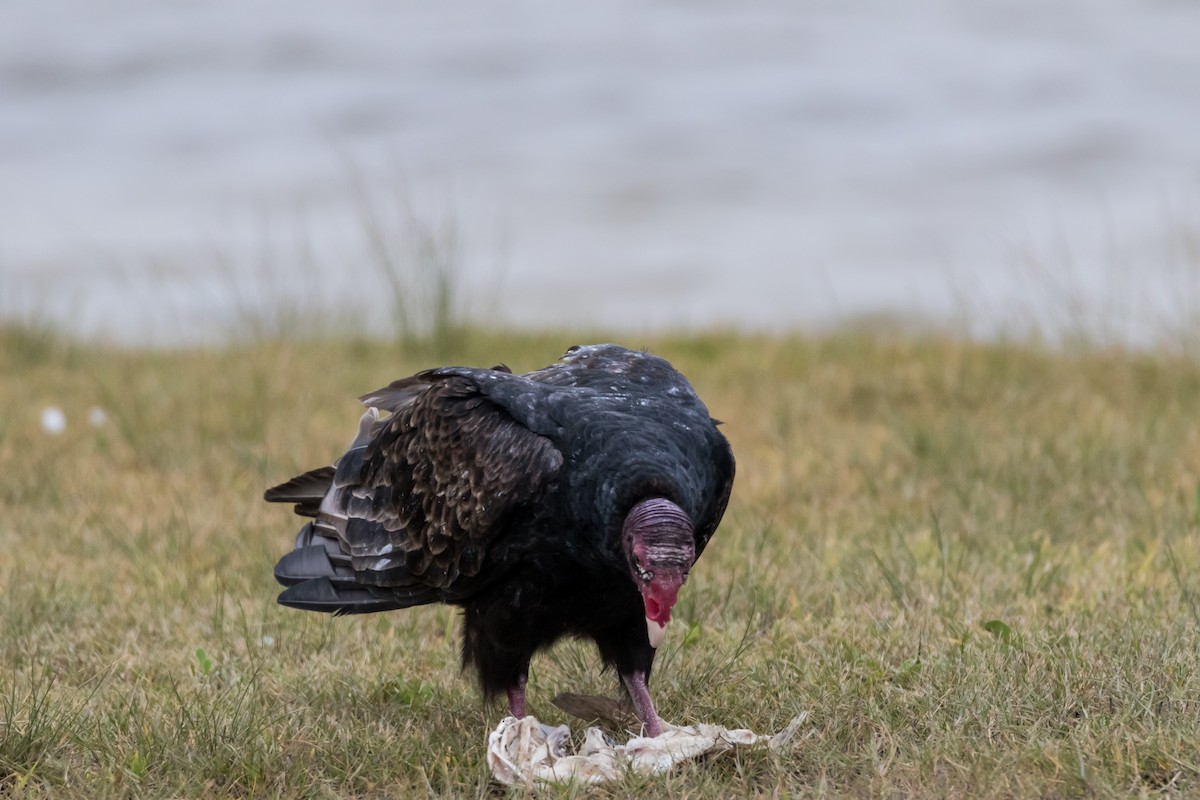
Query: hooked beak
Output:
[[646, 617, 668, 649], [641, 573, 684, 649]]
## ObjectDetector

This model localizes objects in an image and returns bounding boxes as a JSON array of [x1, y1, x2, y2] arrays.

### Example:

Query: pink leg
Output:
[[621, 670, 663, 737], [506, 674, 528, 718]]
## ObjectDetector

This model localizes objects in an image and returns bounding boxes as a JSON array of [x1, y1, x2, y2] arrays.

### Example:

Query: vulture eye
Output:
[[634, 561, 654, 583]]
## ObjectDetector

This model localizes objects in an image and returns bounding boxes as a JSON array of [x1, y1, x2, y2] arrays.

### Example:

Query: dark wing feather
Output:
[[694, 432, 735, 557], [341, 369, 564, 594]]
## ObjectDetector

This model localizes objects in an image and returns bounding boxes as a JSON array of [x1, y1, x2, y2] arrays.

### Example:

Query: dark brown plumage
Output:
[[266, 344, 735, 735]]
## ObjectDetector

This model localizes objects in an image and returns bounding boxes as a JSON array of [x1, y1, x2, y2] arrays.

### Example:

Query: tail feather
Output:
[[294, 521, 343, 553], [272, 522, 439, 614], [274, 545, 356, 587], [274, 522, 355, 586], [278, 577, 439, 614], [278, 577, 416, 615], [264, 466, 336, 517]]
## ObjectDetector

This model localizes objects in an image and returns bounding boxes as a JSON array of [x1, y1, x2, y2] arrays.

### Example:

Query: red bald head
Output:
[[622, 498, 695, 626]]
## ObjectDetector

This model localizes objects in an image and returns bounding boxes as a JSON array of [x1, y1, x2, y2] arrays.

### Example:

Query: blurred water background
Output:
[[3, 0, 1200, 346]]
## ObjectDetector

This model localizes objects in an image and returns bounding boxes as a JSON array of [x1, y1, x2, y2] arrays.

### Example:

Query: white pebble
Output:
[[87, 406, 107, 427], [41, 406, 66, 435]]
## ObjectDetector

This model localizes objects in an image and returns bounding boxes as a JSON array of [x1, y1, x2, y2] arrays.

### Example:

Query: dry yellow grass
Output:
[[3, 326, 1200, 797]]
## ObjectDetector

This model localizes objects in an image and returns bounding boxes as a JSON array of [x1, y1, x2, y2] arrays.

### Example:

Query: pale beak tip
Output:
[[646, 617, 668, 648]]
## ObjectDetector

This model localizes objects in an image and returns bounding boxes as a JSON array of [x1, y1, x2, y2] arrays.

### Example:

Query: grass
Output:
[[2, 324, 1200, 797]]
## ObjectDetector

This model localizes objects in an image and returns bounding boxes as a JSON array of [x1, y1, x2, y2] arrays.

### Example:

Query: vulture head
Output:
[[622, 498, 696, 649]]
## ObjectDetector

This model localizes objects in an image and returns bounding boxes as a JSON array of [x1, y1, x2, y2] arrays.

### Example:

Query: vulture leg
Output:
[[506, 673, 528, 718], [621, 670, 663, 738]]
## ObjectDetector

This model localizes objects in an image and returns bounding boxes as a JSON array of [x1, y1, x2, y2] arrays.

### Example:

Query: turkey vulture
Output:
[[266, 344, 735, 736]]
